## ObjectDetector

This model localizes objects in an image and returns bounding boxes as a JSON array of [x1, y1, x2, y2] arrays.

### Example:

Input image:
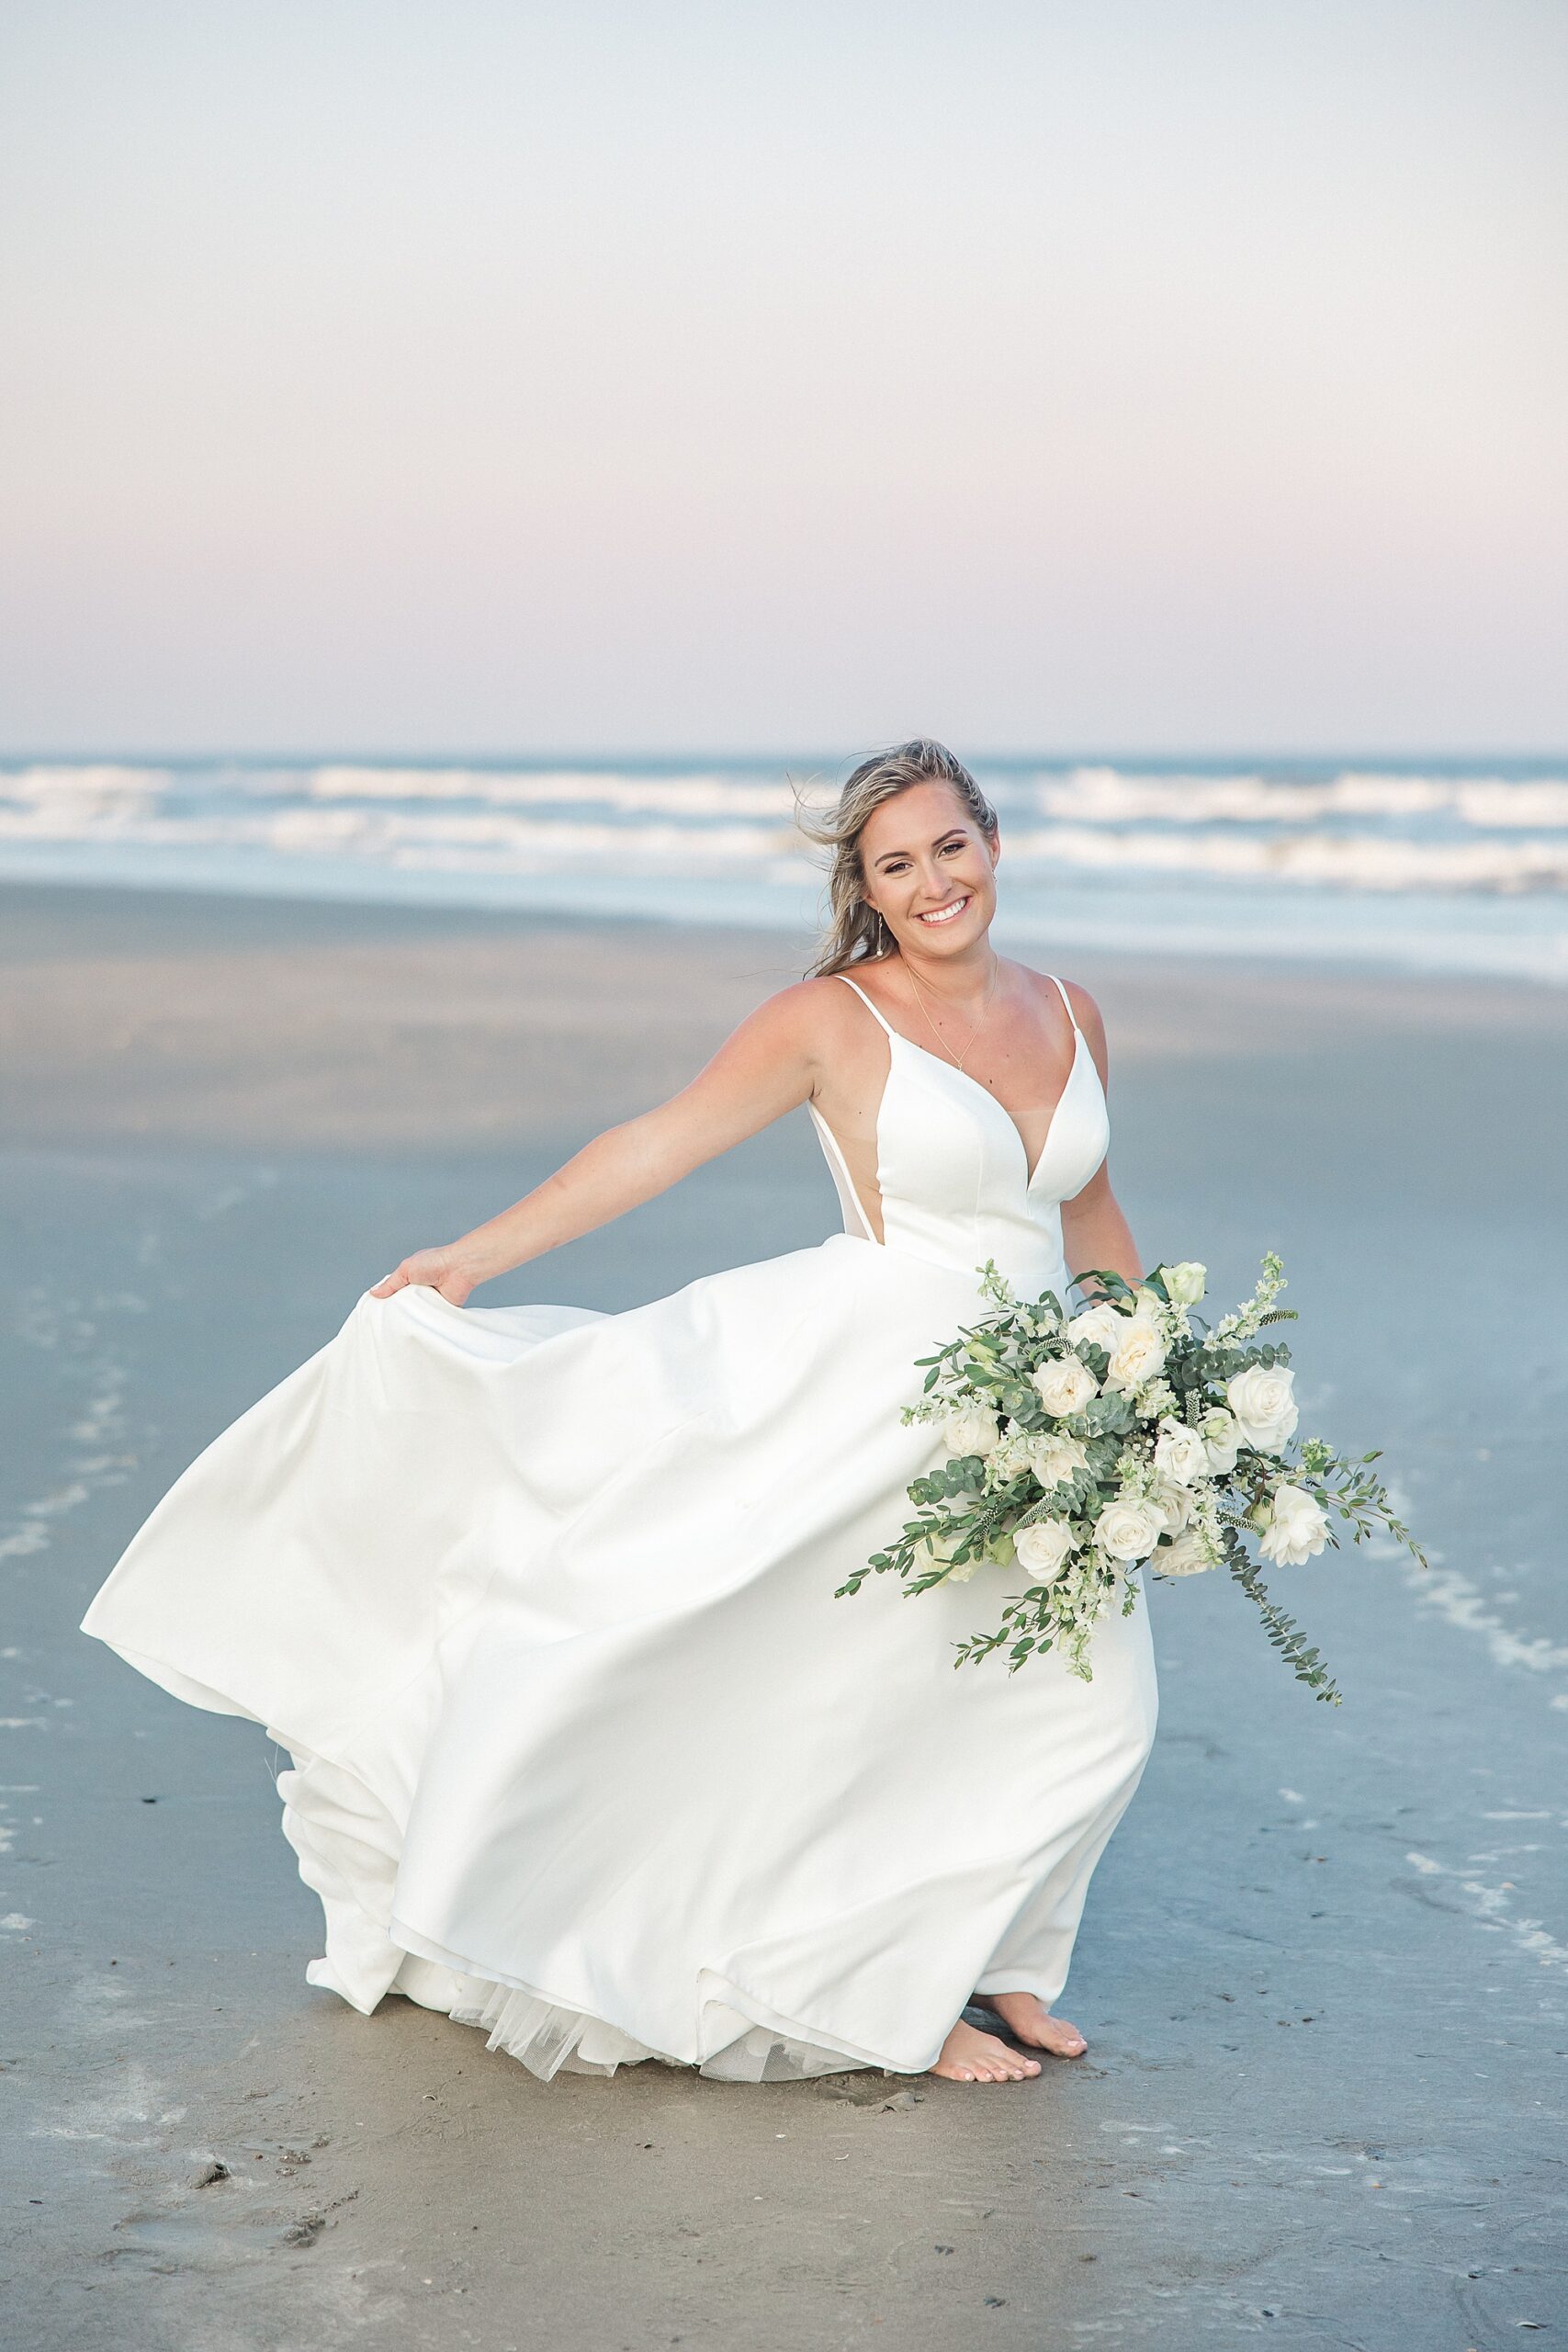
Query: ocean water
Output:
[[3, 754, 1565, 982]]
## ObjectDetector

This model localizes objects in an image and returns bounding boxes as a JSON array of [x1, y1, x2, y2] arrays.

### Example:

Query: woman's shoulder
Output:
[[1012, 964, 1109, 1057], [736, 969, 886, 1055]]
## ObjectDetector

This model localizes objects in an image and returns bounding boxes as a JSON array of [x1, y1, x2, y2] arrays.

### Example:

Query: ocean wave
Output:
[[998, 822, 1568, 893], [3, 798, 1562, 893], [1026, 766, 1568, 828], [0, 795, 802, 866], [302, 765, 810, 818], [3, 762, 1567, 899], [7, 761, 1568, 835]]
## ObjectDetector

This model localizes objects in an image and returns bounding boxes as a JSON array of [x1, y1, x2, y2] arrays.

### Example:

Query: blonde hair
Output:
[[797, 740, 998, 977]]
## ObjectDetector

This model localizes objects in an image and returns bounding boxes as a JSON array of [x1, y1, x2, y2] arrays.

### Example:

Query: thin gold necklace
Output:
[[904, 954, 999, 1074]]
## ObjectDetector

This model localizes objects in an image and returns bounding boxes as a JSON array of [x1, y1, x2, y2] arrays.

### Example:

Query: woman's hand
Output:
[[369, 1245, 480, 1306]]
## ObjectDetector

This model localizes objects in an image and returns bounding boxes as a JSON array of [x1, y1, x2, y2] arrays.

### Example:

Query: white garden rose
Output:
[[1258, 1481, 1330, 1567], [1094, 1494, 1166, 1563], [1199, 1408, 1241, 1474], [1066, 1302, 1125, 1356], [1225, 1363, 1299, 1454], [1027, 1430, 1089, 1491], [1150, 1477, 1194, 1535], [1103, 1313, 1168, 1396], [1163, 1261, 1207, 1306], [1155, 1523, 1217, 1577], [1030, 1354, 1098, 1419], [1153, 1417, 1210, 1488], [1013, 1518, 1076, 1582], [942, 1404, 1002, 1459], [918, 1522, 978, 1581]]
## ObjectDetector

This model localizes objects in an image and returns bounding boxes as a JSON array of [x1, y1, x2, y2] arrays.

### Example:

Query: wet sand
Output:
[[3, 881, 1565, 2348]]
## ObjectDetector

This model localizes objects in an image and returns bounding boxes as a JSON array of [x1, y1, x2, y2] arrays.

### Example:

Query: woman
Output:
[[83, 740, 1157, 2087]]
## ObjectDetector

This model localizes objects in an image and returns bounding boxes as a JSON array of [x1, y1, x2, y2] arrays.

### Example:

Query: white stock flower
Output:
[[1258, 1481, 1329, 1566], [1200, 1408, 1242, 1474], [1030, 1354, 1098, 1419], [1156, 1524, 1217, 1577], [1134, 1377, 1179, 1421], [1163, 1261, 1207, 1306], [984, 1424, 1031, 1483], [1153, 1418, 1210, 1488], [1103, 1314, 1168, 1396], [1225, 1364, 1299, 1455], [1028, 1430, 1089, 1492], [1066, 1302, 1125, 1356], [1014, 1518, 1076, 1583], [942, 1404, 1002, 1459], [1094, 1494, 1166, 1563]]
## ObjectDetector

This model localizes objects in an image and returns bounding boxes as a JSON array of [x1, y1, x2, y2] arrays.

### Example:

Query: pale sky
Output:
[[1, 0, 1564, 754]]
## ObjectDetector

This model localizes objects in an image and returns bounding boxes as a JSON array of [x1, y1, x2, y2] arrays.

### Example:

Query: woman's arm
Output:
[[371, 984, 826, 1304], [1056, 985, 1144, 1293]]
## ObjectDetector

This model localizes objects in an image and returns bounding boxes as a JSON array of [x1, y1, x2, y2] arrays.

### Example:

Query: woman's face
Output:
[[858, 782, 1000, 958]]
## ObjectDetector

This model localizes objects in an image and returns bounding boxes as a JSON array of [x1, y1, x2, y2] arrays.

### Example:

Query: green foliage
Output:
[[1223, 1536, 1341, 1704], [836, 1251, 1427, 1710]]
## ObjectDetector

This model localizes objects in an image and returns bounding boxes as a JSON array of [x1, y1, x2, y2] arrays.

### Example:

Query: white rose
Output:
[[1200, 1408, 1241, 1475], [1150, 1477, 1194, 1536], [1066, 1302, 1125, 1356], [918, 1522, 979, 1582], [1163, 1261, 1207, 1306], [1153, 1418, 1210, 1488], [1225, 1364, 1299, 1455], [1155, 1523, 1217, 1577], [1103, 1314, 1168, 1396], [1094, 1495, 1165, 1563], [942, 1404, 1001, 1459], [1028, 1430, 1089, 1492], [1013, 1518, 1076, 1583], [1258, 1481, 1329, 1567], [1030, 1355, 1098, 1419]]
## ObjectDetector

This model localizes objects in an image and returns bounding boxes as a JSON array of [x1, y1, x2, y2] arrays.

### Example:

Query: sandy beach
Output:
[[3, 879, 1565, 2349]]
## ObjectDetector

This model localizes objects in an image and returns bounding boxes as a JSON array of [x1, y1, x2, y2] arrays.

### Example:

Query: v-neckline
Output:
[[890, 1024, 1086, 1192]]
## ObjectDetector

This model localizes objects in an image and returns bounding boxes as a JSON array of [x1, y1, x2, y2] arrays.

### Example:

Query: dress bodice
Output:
[[808, 971, 1109, 1295]]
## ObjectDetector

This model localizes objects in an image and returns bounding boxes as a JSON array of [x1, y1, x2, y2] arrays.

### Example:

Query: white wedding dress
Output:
[[83, 975, 1157, 2081]]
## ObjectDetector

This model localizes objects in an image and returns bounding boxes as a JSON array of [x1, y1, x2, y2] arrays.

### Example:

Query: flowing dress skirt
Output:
[[84, 1233, 1157, 2079]]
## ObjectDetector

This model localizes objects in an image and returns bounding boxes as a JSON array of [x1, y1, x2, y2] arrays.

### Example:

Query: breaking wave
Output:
[[3, 754, 1565, 979]]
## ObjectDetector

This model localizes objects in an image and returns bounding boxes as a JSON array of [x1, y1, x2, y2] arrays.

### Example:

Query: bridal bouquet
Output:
[[838, 1256, 1422, 1702]]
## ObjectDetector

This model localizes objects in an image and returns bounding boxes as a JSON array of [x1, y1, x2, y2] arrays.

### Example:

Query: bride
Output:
[[83, 739, 1157, 2088]]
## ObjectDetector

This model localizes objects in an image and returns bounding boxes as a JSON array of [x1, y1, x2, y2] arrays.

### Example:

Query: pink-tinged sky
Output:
[[1, 0, 1563, 755]]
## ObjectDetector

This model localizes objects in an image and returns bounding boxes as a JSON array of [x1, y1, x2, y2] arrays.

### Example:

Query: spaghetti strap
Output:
[[832, 971, 899, 1039], [1047, 974, 1080, 1035]]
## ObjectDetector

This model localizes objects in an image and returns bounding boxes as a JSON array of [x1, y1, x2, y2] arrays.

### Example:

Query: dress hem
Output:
[[386, 1914, 928, 2083]]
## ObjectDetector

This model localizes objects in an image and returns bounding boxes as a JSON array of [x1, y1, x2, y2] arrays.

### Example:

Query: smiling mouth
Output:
[[916, 895, 972, 927]]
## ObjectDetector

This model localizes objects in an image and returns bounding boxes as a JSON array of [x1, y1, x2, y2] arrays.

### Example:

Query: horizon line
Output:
[[4, 745, 1567, 769]]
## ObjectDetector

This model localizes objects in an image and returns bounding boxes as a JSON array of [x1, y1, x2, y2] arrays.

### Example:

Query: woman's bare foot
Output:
[[974, 1993, 1088, 2058], [929, 2019, 1042, 2083]]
